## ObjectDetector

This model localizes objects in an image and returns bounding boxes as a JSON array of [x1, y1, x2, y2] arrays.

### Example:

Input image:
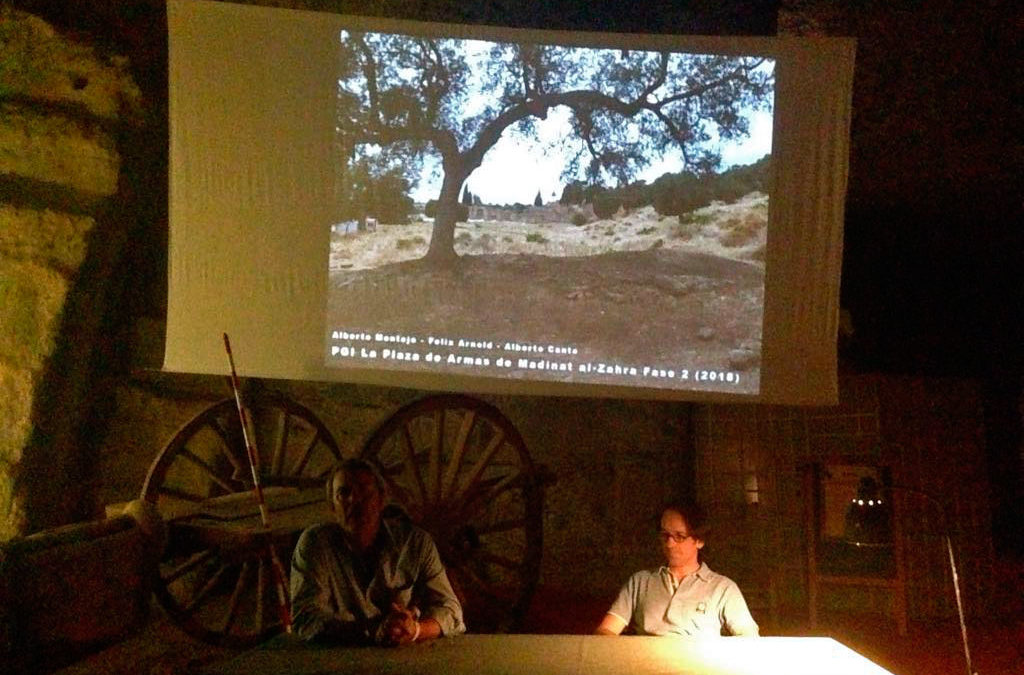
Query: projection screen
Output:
[[165, 0, 854, 404]]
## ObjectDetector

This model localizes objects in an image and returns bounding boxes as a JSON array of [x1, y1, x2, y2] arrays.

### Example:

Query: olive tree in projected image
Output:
[[334, 32, 774, 263], [329, 32, 774, 393]]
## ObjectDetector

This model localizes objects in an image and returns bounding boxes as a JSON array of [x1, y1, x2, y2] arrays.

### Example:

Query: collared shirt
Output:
[[607, 562, 759, 637], [290, 516, 465, 642]]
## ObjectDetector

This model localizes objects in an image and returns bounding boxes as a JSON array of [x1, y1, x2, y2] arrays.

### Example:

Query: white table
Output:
[[203, 633, 896, 675]]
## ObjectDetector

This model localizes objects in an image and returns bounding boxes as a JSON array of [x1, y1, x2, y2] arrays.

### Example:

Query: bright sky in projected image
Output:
[[403, 40, 774, 205], [338, 34, 775, 206], [409, 106, 774, 205]]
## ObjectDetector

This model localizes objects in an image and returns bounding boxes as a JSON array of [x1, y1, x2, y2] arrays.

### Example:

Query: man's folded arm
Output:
[[415, 533, 466, 636], [290, 529, 377, 643], [596, 578, 635, 635], [595, 612, 628, 635], [719, 583, 760, 637]]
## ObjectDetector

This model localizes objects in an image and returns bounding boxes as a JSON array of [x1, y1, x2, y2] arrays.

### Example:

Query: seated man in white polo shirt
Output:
[[596, 500, 759, 637]]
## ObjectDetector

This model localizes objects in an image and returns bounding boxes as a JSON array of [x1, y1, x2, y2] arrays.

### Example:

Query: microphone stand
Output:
[[942, 531, 974, 675], [850, 484, 976, 675]]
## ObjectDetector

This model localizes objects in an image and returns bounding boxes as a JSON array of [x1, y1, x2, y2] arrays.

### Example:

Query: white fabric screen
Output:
[[165, 0, 853, 404]]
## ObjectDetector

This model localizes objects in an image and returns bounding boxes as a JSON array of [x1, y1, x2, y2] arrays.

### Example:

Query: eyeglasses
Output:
[[658, 531, 693, 544]]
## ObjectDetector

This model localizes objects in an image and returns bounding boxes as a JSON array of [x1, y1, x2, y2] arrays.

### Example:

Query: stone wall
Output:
[[0, 6, 142, 539]]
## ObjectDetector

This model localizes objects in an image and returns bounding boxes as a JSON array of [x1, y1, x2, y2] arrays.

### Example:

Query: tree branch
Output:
[[351, 34, 381, 125]]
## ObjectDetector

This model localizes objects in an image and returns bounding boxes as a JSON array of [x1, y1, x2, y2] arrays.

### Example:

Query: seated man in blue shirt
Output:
[[290, 458, 465, 644], [596, 500, 759, 637]]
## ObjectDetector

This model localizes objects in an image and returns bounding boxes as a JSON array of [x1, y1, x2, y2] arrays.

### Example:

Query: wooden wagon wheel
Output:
[[360, 394, 544, 633], [141, 391, 342, 647]]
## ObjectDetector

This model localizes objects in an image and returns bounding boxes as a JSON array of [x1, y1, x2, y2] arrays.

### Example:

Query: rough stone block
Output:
[[0, 363, 33, 465], [0, 462, 26, 541], [0, 105, 120, 196], [0, 204, 95, 271], [0, 7, 142, 120], [0, 260, 69, 369]]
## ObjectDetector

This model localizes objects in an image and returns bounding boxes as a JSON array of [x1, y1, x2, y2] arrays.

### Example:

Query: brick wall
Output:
[[695, 373, 993, 623]]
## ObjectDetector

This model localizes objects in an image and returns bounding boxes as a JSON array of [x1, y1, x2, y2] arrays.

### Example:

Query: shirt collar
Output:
[[660, 561, 709, 583]]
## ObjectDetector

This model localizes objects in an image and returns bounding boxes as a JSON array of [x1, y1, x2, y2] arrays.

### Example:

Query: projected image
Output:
[[325, 30, 774, 394]]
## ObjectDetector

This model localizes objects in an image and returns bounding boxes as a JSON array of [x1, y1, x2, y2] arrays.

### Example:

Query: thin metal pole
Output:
[[889, 484, 978, 675], [944, 534, 975, 675]]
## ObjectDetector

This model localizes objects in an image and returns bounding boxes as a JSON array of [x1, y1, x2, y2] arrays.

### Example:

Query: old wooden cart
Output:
[[141, 391, 546, 647]]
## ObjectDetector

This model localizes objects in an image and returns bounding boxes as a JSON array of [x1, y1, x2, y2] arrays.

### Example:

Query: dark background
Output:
[[7, 0, 1021, 552]]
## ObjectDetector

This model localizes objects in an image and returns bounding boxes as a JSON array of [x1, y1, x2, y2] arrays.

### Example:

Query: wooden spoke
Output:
[[183, 563, 230, 614], [289, 431, 321, 477], [159, 485, 207, 503], [360, 394, 543, 633], [441, 410, 476, 501], [476, 469, 523, 503], [254, 557, 286, 637], [177, 447, 237, 495], [142, 391, 342, 648], [222, 561, 251, 634], [270, 410, 291, 477], [256, 558, 266, 637], [400, 425, 428, 506], [428, 409, 444, 506], [164, 548, 217, 585], [453, 470, 524, 524], [205, 417, 250, 482], [450, 431, 506, 505]]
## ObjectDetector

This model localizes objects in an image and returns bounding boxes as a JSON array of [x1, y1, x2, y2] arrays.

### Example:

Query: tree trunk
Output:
[[424, 172, 463, 265]]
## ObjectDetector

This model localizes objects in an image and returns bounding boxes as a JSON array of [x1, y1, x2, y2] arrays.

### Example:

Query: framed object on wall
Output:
[[817, 464, 895, 577], [803, 463, 907, 634]]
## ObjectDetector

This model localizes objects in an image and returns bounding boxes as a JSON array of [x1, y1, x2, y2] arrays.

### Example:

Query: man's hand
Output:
[[380, 603, 420, 646]]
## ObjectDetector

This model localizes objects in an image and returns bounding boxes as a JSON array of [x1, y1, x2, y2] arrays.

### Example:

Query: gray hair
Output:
[[325, 457, 389, 502]]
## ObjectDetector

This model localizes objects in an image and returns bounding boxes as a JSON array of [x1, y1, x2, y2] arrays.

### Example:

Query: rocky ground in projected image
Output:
[[327, 193, 767, 393]]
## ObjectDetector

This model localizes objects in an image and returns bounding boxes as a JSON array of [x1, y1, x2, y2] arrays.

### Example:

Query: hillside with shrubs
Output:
[[330, 156, 771, 272]]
